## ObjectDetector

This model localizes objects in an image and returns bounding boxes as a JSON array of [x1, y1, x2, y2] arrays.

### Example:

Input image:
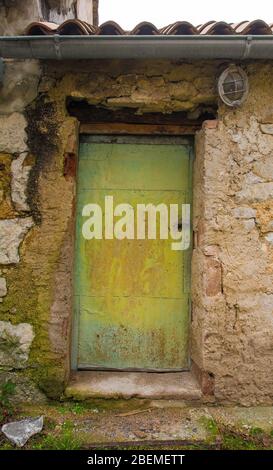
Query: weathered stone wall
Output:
[[0, 58, 273, 405], [192, 68, 273, 404], [0, 58, 48, 402]]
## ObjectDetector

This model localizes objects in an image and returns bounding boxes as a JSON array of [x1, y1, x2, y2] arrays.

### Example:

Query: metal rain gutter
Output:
[[1, 35, 273, 60]]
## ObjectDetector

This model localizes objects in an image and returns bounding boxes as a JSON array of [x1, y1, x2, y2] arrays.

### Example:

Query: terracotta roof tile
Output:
[[97, 21, 125, 35], [199, 21, 234, 35], [25, 19, 273, 36], [160, 22, 198, 35], [26, 21, 59, 35], [232, 19, 272, 34], [130, 22, 159, 35]]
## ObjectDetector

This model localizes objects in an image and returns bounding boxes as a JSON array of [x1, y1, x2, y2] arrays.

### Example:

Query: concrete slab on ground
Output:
[[65, 371, 202, 401]]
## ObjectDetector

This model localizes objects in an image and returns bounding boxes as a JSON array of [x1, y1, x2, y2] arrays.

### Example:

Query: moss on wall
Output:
[[1, 59, 273, 404]]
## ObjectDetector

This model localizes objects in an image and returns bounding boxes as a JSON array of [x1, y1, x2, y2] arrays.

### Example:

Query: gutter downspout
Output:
[[0, 35, 273, 60]]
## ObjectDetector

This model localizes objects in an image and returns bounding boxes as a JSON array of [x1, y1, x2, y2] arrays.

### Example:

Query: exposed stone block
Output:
[[0, 321, 34, 369], [253, 201, 273, 233], [0, 277, 7, 301], [0, 113, 28, 154], [242, 219, 256, 232], [0, 217, 33, 264], [202, 119, 219, 129], [203, 245, 219, 257], [0, 371, 47, 404], [236, 183, 273, 203], [253, 157, 273, 182], [11, 152, 31, 211], [244, 172, 264, 184], [265, 232, 273, 244], [204, 257, 222, 297], [168, 81, 197, 100], [0, 61, 41, 115], [260, 123, 273, 135], [233, 206, 256, 219], [250, 330, 273, 355]]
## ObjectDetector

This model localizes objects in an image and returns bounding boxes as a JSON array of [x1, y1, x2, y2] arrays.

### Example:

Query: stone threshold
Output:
[[65, 370, 202, 400]]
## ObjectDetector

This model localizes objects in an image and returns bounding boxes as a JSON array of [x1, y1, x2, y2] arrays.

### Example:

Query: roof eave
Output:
[[1, 35, 273, 60]]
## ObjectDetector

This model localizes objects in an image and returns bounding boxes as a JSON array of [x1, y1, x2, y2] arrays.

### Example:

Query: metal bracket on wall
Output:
[[0, 58, 4, 84]]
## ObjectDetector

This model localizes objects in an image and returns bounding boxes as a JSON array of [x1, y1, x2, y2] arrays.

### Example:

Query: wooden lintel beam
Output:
[[80, 122, 198, 135]]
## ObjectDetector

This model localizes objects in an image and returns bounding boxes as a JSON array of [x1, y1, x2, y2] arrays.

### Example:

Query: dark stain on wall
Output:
[[25, 94, 59, 224]]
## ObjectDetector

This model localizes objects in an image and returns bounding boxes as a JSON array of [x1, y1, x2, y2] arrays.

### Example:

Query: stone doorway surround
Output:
[[65, 371, 202, 401], [65, 107, 213, 402]]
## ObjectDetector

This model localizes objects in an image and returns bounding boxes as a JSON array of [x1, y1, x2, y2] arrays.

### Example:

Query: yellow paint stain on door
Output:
[[74, 136, 192, 371]]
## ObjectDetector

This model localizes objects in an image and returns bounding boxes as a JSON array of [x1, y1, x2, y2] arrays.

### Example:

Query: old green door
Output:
[[73, 136, 192, 371]]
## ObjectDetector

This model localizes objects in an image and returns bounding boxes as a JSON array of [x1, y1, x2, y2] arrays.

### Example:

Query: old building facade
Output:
[[0, 3, 273, 405]]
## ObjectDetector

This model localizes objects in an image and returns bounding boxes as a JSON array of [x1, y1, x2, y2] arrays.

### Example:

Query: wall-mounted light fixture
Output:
[[218, 65, 249, 107]]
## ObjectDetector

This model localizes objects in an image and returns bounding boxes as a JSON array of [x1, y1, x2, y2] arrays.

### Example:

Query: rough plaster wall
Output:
[[0, 58, 273, 405], [76, 0, 94, 24], [192, 65, 273, 404], [0, 0, 94, 34], [0, 1, 40, 35], [40, 1, 95, 23], [0, 58, 48, 402], [40, 1, 77, 22]]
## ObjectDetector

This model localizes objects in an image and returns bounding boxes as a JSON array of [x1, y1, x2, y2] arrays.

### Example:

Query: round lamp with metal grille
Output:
[[218, 65, 249, 107]]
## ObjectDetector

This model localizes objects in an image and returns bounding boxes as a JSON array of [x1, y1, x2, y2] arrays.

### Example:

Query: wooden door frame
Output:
[[79, 122, 199, 136], [71, 123, 194, 371]]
